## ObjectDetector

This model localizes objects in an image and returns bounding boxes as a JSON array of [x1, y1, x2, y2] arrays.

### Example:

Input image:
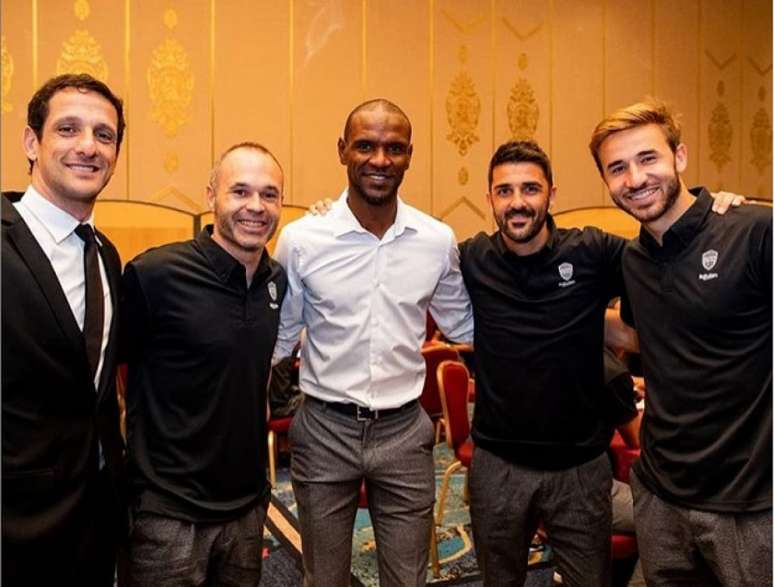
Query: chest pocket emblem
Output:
[[558, 262, 574, 281], [702, 249, 718, 270], [268, 281, 279, 309]]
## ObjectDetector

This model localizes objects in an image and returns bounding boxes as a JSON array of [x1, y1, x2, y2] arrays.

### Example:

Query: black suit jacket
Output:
[[1, 192, 126, 553]]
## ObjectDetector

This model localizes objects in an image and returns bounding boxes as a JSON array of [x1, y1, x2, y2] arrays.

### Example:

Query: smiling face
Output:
[[597, 123, 688, 230], [487, 161, 555, 256], [23, 87, 119, 219], [337, 108, 413, 207], [207, 147, 283, 265]]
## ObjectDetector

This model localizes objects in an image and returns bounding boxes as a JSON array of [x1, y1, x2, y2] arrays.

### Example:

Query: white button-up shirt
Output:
[[14, 186, 113, 391], [273, 190, 474, 410]]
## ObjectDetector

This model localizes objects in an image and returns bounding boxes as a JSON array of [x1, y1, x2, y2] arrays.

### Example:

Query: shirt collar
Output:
[[196, 225, 271, 285], [21, 185, 97, 245], [330, 188, 418, 238], [494, 213, 558, 261], [638, 187, 712, 256]]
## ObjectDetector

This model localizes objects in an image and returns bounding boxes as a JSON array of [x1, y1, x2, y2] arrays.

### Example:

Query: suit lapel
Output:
[[4, 204, 86, 352]]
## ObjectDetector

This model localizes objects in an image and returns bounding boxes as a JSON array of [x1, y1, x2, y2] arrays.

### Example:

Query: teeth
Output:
[[629, 186, 657, 201]]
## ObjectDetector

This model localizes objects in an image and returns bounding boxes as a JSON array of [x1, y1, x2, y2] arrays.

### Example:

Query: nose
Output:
[[245, 192, 266, 213], [75, 130, 98, 157], [507, 189, 527, 210], [624, 163, 646, 188], [369, 147, 391, 168]]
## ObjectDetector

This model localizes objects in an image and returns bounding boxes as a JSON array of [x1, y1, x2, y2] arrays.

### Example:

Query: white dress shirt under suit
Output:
[[273, 189, 474, 410]]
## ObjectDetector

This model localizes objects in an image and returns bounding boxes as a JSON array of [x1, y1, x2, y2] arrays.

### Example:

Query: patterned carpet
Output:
[[259, 441, 554, 586]]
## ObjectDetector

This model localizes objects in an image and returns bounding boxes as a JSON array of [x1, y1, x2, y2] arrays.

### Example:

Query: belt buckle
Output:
[[356, 405, 377, 421]]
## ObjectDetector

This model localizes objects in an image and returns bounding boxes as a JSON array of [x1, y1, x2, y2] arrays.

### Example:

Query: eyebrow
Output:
[[606, 149, 659, 171], [229, 182, 279, 193]]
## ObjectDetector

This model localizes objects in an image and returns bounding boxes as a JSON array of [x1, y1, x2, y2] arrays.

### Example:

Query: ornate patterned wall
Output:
[[2, 0, 771, 240]]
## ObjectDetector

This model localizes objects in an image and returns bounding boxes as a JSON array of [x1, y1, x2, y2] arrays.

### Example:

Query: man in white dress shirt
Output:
[[273, 99, 474, 586]]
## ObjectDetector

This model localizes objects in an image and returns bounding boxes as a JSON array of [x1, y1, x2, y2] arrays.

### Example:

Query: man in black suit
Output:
[[2, 73, 127, 585]]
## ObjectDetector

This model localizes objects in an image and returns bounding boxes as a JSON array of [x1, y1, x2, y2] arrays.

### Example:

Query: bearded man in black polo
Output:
[[590, 99, 771, 586]]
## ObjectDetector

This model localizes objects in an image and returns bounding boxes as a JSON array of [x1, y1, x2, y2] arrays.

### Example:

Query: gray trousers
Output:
[[128, 501, 267, 586], [289, 398, 436, 587], [631, 469, 772, 586], [611, 479, 645, 587], [469, 446, 612, 587]]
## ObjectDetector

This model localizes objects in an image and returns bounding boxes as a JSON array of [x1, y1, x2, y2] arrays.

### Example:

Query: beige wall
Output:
[[2, 0, 771, 240]]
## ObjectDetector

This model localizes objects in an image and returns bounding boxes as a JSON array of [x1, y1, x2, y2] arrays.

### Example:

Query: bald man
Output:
[[121, 143, 287, 586], [273, 100, 473, 586]]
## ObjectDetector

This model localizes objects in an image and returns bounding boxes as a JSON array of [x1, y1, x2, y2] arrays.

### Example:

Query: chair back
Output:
[[437, 359, 471, 451], [419, 344, 460, 418]]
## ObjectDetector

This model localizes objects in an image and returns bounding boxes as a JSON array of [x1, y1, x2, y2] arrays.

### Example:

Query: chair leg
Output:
[[435, 460, 463, 526], [429, 516, 441, 578], [268, 430, 276, 486], [434, 420, 442, 445]]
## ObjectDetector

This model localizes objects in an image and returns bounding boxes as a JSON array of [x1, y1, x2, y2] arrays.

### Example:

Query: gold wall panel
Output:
[[213, 1, 292, 201], [698, 0, 742, 193], [2, 0, 772, 244], [1, 2, 34, 192], [653, 0, 699, 188], [365, 0, 432, 213], [604, 0, 654, 114], [740, 0, 772, 198], [433, 0, 492, 240], [292, 0, 363, 206], [551, 0, 606, 211], [495, 0, 551, 163], [127, 1, 211, 211]]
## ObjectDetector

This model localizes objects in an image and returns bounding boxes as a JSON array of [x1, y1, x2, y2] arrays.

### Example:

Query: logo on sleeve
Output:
[[558, 262, 576, 288], [699, 249, 719, 281], [268, 281, 279, 309]]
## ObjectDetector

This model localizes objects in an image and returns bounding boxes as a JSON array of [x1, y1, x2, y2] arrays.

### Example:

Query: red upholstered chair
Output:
[[419, 344, 461, 444], [435, 359, 474, 528], [267, 415, 292, 486]]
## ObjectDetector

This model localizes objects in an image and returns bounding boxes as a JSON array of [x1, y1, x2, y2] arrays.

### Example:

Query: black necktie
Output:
[[75, 224, 104, 381]]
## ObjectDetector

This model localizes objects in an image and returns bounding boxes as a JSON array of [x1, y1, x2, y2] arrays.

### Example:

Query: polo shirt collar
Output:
[[331, 188, 417, 238], [21, 185, 98, 244], [197, 225, 272, 284], [494, 213, 558, 261], [639, 187, 711, 256]]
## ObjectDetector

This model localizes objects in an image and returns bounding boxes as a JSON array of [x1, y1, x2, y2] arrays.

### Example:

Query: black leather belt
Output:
[[309, 396, 417, 421]]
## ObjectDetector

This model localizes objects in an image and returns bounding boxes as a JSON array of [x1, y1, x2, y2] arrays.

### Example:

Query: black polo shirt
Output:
[[122, 227, 287, 522], [460, 217, 628, 469], [621, 188, 772, 513]]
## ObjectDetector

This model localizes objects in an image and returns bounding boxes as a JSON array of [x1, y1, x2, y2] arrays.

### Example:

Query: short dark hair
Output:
[[27, 74, 126, 171], [488, 141, 553, 189], [342, 99, 412, 142]]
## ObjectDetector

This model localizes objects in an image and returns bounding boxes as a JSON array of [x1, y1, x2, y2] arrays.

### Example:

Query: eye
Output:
[[640, 154, 656, 164], [95, 129, 115, 143], [387, 144, 407, 155], [232, 188, 249, 197], [495, 186, 512, 197], [608, 164, 624, 176], [354, 141, 373, 152], [523, 184, 541, 195], [57, 125, 76, 135], [261, 191, 279, 202]]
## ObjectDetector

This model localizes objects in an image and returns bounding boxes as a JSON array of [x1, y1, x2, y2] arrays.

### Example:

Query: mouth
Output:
[[236, 218, 270, 233], [624, 185, 659, 202], [364, 173, 392, 184], [65, 162, 101, 174]]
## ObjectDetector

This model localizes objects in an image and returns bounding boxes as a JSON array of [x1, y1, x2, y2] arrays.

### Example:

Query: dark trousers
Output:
[[631, 469, 772, 586], [469, 446, 612, 587], [290, 398, 436, 587], [128, 500, 267, 587], [3, 468, 120, 587]]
